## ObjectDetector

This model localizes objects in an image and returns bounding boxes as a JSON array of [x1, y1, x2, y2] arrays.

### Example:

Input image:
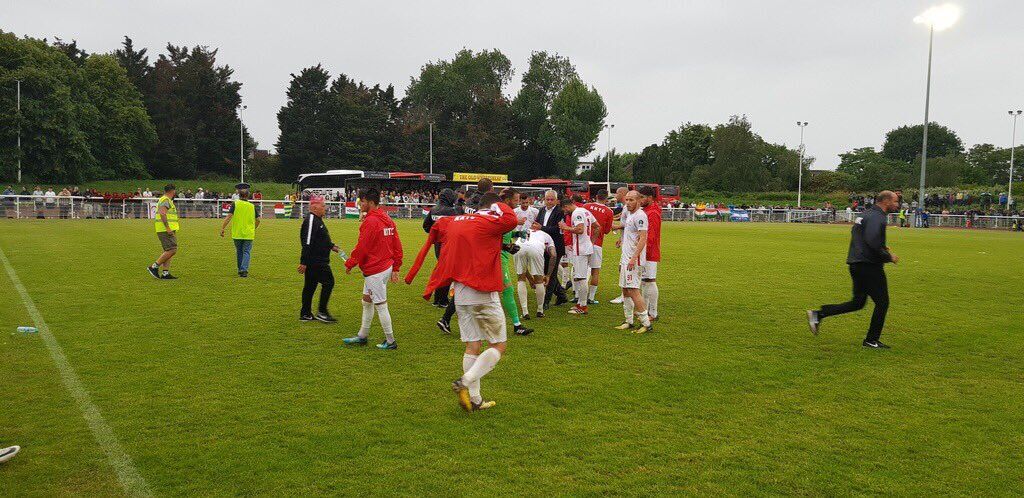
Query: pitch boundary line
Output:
[[0, 246, 153, 497]]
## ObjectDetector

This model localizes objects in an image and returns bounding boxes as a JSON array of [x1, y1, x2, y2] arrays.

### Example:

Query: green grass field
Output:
[[1, 218, 1022, 496]]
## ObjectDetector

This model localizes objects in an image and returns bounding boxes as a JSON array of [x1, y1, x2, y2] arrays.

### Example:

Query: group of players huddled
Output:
[[295, 179, 662, 412]]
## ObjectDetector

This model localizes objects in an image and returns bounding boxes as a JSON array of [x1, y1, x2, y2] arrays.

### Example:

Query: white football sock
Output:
[[575, 280, 587, 307], [588, 285, 598, 301], [647, 281, 659, 318], [517, 281, 530, 315], [375, 303, 395, 343], [462, 347, 501, 384], [637, 309, 652, 327], [535, 283, 546, 313], [623, 295, 635, 324], [463, 354, 481, 404], [359, 300, 374, 338]]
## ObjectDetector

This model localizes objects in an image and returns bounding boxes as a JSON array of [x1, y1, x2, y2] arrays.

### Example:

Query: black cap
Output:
[[235, 182, 250, 190]]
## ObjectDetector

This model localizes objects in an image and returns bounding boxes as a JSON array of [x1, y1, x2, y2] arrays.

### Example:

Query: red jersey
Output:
[[643, 202, 662, 262], [562, 212, 573, 248], [406, 202, 518, 299], [583, 202, 614, 247], [345, 208, 403, 276]]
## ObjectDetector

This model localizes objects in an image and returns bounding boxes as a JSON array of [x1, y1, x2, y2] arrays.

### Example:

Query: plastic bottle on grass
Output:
[[17, 326, 38, 334]]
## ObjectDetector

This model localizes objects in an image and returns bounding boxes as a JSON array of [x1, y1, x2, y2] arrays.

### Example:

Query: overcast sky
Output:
[[7, 0, 1024, 170]]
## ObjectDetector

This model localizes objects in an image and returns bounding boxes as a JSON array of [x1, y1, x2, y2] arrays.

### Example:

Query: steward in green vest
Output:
[[148, 184, 180, 280], [220, 184, 261, 277]]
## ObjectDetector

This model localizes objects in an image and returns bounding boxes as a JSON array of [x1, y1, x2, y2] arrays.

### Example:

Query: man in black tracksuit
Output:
[[423, 188, 463, 306], [807, 190, 900, 348], [299, 197, 341, 323]]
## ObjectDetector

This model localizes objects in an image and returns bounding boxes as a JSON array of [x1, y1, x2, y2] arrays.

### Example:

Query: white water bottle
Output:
[[17, 326, 38, 334]]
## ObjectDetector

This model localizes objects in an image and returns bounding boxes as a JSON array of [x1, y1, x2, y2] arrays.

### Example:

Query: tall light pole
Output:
[[913, 4, 960, 213], [239, 104, 247, 183], [1009, 110, 1022, 209], [429, 121, 434, 174], [796, 121, 808, 208], [604, 123, 614, 189], [15, 79, 21, 184]]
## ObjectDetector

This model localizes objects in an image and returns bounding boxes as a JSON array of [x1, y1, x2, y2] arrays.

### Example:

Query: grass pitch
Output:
[[1, 218, 1022, 496]]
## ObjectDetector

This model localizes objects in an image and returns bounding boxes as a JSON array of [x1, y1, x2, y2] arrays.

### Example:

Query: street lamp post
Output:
[[1010, 110, 1022, 209], [16, 79, 21, 184], [604, 123, 614, 190], [429, 121, 433, 175], [796, 121, 808, 208], [239, 104, 247, 183], [913, 4, 960, 216]]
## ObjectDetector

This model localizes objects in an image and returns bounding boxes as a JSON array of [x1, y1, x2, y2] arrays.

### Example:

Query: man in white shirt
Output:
[[514, 195, 539, 236], [558, 195, 600, 315], [515, 228, 557, 319], [614, 191, 653, 333], [610, 187, 630, 304]]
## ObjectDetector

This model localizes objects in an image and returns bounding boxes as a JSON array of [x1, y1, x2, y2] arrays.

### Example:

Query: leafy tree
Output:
[[707, 116, 770, 191], [511, 51, 579, 179], [405, 49, 516, 175], [807, 170, 854, 193], [915, 154, 971, 188], [276, 65, 332, 182], [545, 78, 606, 177], [81, 54, 157, 179], [837, 147, 914, 191], [882, 122, 963, 164], [0, 32, 153, 183], [966, 143, 1020, 185]]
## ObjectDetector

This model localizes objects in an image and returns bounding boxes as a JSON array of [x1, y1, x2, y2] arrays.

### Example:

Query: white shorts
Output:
[[362, 268, 392, 304], [619, 263, 641, 289], [590, 246, 603, 269], [641, 261, 658, 280], [572, 254, 594, 279], [457, 303, 507, 344], [515, 248, 544, 276]]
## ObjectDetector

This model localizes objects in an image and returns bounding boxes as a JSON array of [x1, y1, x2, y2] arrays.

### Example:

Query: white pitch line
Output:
[[0, 246, 152, 497]]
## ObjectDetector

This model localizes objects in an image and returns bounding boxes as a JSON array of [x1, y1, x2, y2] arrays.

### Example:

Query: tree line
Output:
[[1, 31, 1019, 194]]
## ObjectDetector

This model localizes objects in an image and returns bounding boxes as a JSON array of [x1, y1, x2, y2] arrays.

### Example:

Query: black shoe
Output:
[[806, 310, 820, 335], [239, 271, 248, 278], [315, 312, 337, 323], [514, 324, 533, 336], [300, 313, 315, 322], [161, 273, 177, 280], [536, 311, 545, 318], [522, 314, 530, 321], [862, 340, 890, 349], [147, 266, 160, 279], [554, 296, 568, 307], [437, 319, 452, 335]]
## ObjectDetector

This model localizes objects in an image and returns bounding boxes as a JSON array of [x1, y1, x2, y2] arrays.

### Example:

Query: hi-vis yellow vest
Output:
[[154, 195, 180, 232], [230, 200, 256, 240]]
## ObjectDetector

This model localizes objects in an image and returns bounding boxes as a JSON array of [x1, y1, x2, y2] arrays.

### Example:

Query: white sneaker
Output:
[[610, 296, 624, 304], [0, 446, 20, 464]]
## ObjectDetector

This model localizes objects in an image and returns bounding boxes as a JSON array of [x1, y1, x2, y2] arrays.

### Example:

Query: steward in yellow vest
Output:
[[220, 184, 261, 277], [148, 184, 180, 280]]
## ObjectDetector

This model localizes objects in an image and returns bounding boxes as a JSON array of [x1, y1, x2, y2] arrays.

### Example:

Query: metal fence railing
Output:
[[1, 195, 1021, 230]]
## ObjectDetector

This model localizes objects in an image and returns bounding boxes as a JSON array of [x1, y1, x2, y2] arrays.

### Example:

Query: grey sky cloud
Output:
[[7, 0, 1023, 171]]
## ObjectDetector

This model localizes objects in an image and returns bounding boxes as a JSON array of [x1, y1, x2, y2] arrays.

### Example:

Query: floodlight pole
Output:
[[16, 79, 21, 184], [1009, 110, 1021, 209], [796, 122, 808, 208], [605, 123, 614, 190], [239, 104, 247, 183], [918, 25, 934, 215], [429, 121, 434, 174]]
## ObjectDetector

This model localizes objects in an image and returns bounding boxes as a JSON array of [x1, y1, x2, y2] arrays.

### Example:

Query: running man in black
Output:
[[807, 190, 901, 348], [299, 196, 341, 323]]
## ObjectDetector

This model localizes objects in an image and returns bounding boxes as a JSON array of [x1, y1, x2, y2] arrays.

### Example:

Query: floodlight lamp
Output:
[[914, 4, 961, 31]]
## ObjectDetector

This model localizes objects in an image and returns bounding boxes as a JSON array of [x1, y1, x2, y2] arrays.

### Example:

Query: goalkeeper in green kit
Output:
[[499, 188, 534, 336]]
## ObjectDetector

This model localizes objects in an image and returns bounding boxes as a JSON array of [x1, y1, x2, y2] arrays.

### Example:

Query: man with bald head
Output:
[[808, 190, 901, 348]]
